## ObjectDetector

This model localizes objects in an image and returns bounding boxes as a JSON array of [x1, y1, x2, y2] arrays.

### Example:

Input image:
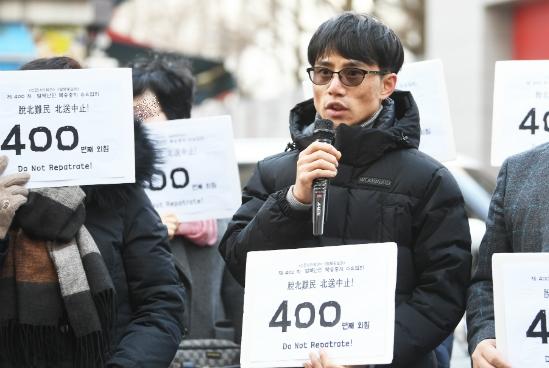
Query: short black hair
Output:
[[20, 56, 82, 70], [129, 56, 195, 120], [307, 12, 404, 73]]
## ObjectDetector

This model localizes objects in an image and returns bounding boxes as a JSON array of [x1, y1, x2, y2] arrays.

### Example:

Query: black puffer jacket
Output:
[[82, 121, 185, 368], [219, 91, 471, 367]]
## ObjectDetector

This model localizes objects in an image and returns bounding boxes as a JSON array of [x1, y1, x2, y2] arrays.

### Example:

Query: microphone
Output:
[[312, 119, 335, 236]]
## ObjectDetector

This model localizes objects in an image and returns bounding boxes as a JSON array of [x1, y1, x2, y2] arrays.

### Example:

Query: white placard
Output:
[[0, 68, 134, 188], [493, 253, 549, 367], [396, 59, 456, 162], [491, 60, 549, 166], [241, 243, 397, 368], [144, 116, 241, 221]]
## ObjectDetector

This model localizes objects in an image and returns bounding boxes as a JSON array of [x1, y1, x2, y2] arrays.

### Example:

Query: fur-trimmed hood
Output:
[[82, 119, 158, 208]]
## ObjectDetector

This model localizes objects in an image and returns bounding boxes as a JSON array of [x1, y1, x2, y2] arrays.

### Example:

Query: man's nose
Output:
[[326, 72, 346, 94]]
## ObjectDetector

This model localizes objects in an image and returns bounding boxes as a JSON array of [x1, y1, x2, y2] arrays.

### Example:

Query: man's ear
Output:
[[380, 73, 397, 100]]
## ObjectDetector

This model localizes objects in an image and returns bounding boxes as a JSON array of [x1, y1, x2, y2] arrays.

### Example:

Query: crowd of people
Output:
[[0, 10, 544, 368]]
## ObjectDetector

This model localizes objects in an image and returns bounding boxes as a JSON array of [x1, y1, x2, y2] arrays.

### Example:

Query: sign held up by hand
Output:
[[0, 68, 135, 188], [144, 115, 241, 221], [493, 253, 549, 367], [241, 243, 397, 368], [491, 60, 549, 166]]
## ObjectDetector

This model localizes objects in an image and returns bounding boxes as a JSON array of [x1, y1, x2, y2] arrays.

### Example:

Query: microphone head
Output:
[[313, 118, 335, 143]]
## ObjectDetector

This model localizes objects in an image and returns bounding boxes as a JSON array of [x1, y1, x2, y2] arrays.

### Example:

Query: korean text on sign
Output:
[[144, 115, 241, 221], [241, 242, 397, 368], [0, 68, 134, 187]]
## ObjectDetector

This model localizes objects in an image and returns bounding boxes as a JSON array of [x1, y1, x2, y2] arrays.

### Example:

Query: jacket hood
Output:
[[288, 90, 420, 166], [82, 119, 159, 208]]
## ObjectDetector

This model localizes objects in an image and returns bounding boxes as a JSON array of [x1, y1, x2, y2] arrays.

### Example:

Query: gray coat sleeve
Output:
[[466, 159, 512, 354]]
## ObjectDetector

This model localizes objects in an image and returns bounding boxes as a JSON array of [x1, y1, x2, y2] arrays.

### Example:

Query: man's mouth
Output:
[[325, 102, 347, 111]]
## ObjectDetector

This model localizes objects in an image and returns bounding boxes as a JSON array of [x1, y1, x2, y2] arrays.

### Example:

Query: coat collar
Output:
[[288, 90, 421, 166]]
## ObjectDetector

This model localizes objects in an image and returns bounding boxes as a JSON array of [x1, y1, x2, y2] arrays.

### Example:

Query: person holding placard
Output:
[[130, 56, 244, 367], [466, 143, 549, 368], [219, 12, 471, 368], [0, 57, 185, 368]]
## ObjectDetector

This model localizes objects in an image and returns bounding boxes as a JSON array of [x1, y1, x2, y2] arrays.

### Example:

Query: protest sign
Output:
[[396, 59, 456, 162], [0, 68, 134, 187], [491, 60, 549, 166], [144, 115, 241, 221], [493, 253, 549, 367], [241, 243, 397, 368]]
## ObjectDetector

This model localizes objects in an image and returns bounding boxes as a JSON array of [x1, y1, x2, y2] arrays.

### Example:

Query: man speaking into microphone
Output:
[[220, 12, 471, 368]]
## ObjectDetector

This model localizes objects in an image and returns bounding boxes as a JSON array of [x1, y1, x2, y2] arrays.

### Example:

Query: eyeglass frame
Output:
[[306, 66, 389, 87]]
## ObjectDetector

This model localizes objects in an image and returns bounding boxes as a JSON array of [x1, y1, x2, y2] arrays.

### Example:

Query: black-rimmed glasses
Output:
[[306, 66, 388, 87]]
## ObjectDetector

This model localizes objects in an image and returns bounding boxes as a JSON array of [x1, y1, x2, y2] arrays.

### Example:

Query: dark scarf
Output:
[[0, 187, 115, 368]]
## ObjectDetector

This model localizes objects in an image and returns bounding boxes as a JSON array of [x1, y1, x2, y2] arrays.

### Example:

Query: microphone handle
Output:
[[312, 177, 328, 236], [311, 137, 334, 237]]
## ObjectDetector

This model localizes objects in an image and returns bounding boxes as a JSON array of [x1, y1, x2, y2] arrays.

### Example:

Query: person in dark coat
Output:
[[130, 56, 244, 345], [219, 12, 471, 368], [466, 143, 549, 368], [0, 56, 185, 368]]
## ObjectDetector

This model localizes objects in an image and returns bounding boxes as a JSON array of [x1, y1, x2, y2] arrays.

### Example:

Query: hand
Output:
[[472, 339, 511, 368], [0, 155, 30, 238], [293, 141, 341, 204], [160, 212, 180, 240], [304, 350, 348, 368]]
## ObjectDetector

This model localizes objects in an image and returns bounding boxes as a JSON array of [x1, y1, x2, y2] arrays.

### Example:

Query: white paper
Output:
[[491, 60, 549, 166], [0, 68, 135, 188], [396, 59, 456, 162], [493, 253, 549, 367], [241, 243, 397, 368], [144, 116, 241, 221]]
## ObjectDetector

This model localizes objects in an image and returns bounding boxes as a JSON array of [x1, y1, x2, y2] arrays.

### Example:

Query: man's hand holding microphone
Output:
[[291, 119, 340, 236]]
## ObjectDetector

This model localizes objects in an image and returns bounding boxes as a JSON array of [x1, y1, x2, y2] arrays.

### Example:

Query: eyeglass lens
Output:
[[310, 67, 366, 86]]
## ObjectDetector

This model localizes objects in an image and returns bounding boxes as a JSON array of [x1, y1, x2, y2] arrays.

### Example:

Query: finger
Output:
[[165, 212, 178, 220], [160, 214, 178, 226], [300, 159, 338, 173], [482, 345, 510, 368], [308, 352, 321, 368], [302, 141, 341, 159], [302, 169, 338, 183], [485, 353, 511, 368], [6, 185, 29, 197], [319, 350, 331, 367], [298, 150, 340, 167], [0, 172, 31, 187], [473, 355, 495, 368], [0, 156, 7, 175], [8, 194, 29, 210]]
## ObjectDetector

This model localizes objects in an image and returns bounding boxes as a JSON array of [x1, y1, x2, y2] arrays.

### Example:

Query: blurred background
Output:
[[2, 1, 549, 366], [2, 0, 548, 168]]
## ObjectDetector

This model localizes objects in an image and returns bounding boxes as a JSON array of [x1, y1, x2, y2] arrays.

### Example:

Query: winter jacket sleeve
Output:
[[219, 160, 312, 285], [466, 160, 510, 354], [106, 186, 185, 368], [392, 167, 472, 365]]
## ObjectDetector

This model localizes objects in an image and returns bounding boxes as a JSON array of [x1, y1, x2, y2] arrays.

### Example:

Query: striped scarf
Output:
[[0, 187, 115, 368]]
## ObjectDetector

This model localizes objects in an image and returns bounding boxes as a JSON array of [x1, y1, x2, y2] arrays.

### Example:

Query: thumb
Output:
[[0, 156, 8, 176]]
